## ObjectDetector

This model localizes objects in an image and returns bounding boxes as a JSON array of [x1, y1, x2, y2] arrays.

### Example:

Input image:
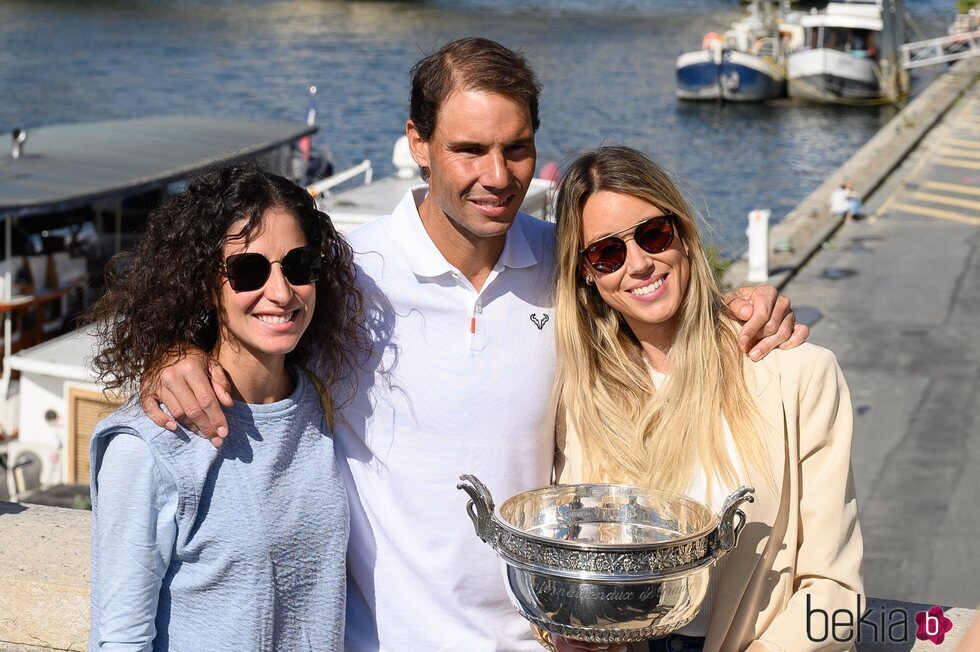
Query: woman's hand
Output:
[[554, 637, 628, 652], [725, 285, 809, 361], [139, 347, 233, 447]]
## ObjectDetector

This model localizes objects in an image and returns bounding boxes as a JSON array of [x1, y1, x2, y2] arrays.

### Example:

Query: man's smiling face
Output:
[[408, 88, 537, 242]]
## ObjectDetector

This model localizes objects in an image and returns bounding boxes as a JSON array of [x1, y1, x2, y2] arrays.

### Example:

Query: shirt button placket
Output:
[[469, 296, 487, 353]]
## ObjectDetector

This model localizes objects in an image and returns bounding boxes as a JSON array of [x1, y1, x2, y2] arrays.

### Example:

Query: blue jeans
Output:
[[648, 634, 705, 652]]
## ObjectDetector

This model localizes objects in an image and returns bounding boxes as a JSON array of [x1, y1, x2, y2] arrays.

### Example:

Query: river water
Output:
[[0, 0, 954, 253]]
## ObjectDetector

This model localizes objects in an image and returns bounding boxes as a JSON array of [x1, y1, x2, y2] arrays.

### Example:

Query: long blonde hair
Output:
[[554, 146, 768, 497]]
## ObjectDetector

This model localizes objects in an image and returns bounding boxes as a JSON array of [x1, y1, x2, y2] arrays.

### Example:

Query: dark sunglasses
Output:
[[223, 246, 323, 292], [580, 214, 676, 274]]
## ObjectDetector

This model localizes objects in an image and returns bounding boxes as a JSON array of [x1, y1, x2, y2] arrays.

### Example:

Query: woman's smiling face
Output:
[[217, 207, 316, 364], [580, 190, 690, 345]]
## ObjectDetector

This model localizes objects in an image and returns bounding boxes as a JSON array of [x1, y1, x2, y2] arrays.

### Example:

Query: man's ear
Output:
[[406, 120, 430, 169]]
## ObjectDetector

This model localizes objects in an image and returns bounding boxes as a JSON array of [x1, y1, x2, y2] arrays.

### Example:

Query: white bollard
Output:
[[746, 209, 771, 283]]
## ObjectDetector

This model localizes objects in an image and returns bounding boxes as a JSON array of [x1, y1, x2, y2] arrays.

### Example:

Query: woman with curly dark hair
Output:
[[86, 164, 363, 650]]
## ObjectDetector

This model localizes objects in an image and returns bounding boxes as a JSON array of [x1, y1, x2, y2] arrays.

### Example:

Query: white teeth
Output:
[[474, 199, 507, 208], [629, 277, 665, 296], [254, 312, 294, 324]]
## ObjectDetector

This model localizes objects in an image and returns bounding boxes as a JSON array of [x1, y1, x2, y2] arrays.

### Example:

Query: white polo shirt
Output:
[[337, 187, 557, 651]]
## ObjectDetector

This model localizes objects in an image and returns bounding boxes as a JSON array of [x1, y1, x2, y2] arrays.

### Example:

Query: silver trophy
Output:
[[458, 475, 754, 643]]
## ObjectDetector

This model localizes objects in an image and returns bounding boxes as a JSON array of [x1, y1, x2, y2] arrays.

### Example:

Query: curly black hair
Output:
[[88, 164, 368, 403]]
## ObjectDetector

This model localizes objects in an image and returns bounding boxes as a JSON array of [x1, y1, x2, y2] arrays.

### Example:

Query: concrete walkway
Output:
[[783, 76, 980, 610]]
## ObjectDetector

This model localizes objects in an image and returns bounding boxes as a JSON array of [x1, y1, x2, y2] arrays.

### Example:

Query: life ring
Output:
[[703, 32, 724, 50]]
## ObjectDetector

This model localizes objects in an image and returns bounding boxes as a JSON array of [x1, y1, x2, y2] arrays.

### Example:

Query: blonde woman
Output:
[[551, 147, 863, 652]]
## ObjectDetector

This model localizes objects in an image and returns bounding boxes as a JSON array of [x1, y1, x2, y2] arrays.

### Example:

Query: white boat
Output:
[[676, 1, 803, 102], [787, 1, 891, 103]]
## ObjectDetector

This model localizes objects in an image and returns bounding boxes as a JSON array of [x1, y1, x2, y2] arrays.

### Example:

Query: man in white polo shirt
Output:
[[333, 40, 562, 648], [142, 37, 806, 651]]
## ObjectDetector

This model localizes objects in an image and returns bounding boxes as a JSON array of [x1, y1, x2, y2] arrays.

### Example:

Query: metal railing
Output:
[[305, 159, 373, 199], [899, 30, 980, 70]]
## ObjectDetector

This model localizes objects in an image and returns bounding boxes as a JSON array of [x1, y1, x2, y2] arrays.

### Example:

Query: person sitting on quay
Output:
[[830, 179, 865, 223]]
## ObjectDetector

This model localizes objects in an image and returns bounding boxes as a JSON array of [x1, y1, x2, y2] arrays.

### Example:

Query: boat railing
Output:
[[306, 159, 374, 200], [753, 36, 780, 59], [0, 251, 90, 400]]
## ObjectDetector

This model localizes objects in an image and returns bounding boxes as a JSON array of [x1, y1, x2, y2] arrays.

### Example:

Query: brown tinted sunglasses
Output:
[[580, 214, 676, 274]]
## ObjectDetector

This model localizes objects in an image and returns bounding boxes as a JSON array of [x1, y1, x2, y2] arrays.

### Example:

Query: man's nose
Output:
[[481, 151, 512, 189]]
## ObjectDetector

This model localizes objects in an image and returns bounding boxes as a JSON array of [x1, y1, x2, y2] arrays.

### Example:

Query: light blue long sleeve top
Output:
[[89, 369, 348, 651]]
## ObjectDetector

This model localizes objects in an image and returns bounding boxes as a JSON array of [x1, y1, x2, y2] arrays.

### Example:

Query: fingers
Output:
[[779, 322, 810, 350], [151, 363, 228, 440], [180, 371, 229, 440], [748, 305, 799, 361], [156, 382, 197, 432], [733, 286, 779, 352], [140, 393, 177, 431], [207, 360, 235, 408], [137, 348, 230, 442], [723, 286, 755, 322], [728, 286, 810, 361]]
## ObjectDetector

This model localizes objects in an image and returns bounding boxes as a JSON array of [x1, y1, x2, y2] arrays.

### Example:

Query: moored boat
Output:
[[676, 1, 801, 102], [787, 1, 894, 103]]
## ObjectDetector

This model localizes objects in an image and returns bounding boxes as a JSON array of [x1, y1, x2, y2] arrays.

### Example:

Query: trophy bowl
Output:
[[458, 475, 754, 644]]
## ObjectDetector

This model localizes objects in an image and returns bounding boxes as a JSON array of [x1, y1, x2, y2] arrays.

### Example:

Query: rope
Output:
[[872, 60, 906, 108]]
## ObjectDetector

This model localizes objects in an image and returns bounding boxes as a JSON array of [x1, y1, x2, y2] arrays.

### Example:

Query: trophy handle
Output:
[[457, 474, 497, 542], [711, 486, 755, 554]]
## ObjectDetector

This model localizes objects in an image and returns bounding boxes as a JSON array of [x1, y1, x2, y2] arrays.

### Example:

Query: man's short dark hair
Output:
[[409, 37, 541, 141]]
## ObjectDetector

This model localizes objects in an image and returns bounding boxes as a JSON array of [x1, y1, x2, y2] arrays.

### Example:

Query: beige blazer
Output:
[[554, 343, 864, 652]]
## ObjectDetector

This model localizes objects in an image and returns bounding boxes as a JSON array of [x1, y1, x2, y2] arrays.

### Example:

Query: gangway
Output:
[[899, 29, 980, 69]]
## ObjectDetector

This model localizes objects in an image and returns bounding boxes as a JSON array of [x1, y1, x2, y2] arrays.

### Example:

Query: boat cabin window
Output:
[[0, 223, 41, 260], [821, 27, 876, 56], [2, 207, 94, 261]]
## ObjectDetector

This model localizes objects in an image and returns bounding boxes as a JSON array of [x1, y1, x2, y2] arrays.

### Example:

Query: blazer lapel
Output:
[[704, 357, 788, 650]]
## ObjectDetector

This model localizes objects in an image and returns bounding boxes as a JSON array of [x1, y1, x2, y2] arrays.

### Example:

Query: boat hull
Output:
[[676, 50, 722, 101], [787, 48, 881, 102], [677, 49, 785, 102], [720, 49, 786, 101]]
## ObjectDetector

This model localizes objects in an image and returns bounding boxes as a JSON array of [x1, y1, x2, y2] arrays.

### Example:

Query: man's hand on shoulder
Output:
[[725, 285, 809, 361], [139, 348, 233, 447]]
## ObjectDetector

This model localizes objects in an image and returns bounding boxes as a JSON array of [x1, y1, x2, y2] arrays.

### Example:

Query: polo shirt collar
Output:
[[495, 210, 538, 272], [391, 186, 454, 278], [391, 186, 539, 279]]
